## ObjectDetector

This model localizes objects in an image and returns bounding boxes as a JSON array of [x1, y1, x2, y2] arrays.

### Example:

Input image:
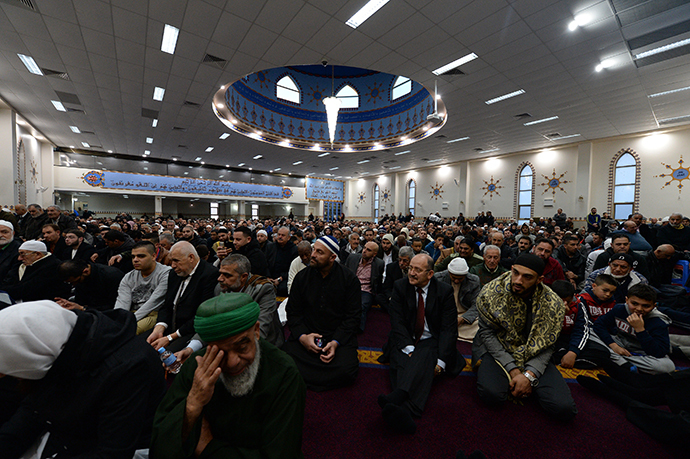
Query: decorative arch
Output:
[[336, 84, 359, 109], [608, 147, 641, 220], [406, 178, 417, 218], [372, 182, 380, 223], [276, 75, 300, 104], [514, 161, 535, 224]]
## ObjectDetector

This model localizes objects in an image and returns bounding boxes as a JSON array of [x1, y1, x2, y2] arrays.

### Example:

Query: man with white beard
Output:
[[150, 292, 306, 459]]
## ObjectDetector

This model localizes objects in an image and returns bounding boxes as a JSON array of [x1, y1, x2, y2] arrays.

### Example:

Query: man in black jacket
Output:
[[147, 241, 218, 352], [58, 228, 96, 262], [0, 220, 20, 283], [23, 204, 49, 241], [46, 205, 77, 233], [592, 233, 650, 279], [377, 253, 463, 434], [379, 246, 414, 310], [55, 259, 124, 311], [0, 300, 165, 458], [269, 226, 297, 296], [233, 226, 269, 277], [554, 235, 586, 287], [1, 241, 69, 302]]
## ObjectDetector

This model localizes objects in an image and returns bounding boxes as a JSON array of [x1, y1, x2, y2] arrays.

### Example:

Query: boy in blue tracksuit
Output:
[[592, 283, 675, 374]]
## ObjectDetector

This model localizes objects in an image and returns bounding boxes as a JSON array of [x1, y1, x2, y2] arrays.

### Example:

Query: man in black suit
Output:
[[344, 241, 384, 332], [377, 253, 463, 434], [146, 241, 218, 352], [58, 228, 96, 262], [1, 240, 70, 302], [378, 246, 414, 309], [46, 205, 77, 233]]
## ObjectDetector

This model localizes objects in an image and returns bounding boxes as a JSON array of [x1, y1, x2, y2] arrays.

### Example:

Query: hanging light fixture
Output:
[[322, 65, 340, 147]]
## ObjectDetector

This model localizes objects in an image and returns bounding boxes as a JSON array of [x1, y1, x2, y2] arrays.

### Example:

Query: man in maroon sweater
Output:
[[533, 238, 565, 286]]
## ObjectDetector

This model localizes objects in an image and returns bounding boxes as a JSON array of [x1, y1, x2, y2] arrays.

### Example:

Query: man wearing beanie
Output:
[[584, 252, 648, 304], [0, 301, 165, 458], [151, 292, 306, 459], [434, 257, 482, 341], [472, 253, 577, 421], [283, 235, 361, 391]]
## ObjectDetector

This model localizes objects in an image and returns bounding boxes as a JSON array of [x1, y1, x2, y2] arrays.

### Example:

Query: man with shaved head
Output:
[[345, 240, 384, 332], [147, 241, 219, 352]]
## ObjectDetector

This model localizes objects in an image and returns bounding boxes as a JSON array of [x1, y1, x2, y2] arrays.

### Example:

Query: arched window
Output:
[[373, 183, 380, 223], [276, 75, 300, 104], [391, 76, 411, 101], [612, 151, 639, 220], [515, 163, 534, 225], [407, 179, 416, 218], [336, 84, 358, 109]]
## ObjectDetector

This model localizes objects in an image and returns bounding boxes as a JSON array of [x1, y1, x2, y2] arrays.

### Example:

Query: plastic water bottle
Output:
[[158, 347, 182, 374]]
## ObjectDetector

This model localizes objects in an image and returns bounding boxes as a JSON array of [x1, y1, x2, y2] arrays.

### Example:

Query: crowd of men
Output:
[[1, 203, 690, 457]]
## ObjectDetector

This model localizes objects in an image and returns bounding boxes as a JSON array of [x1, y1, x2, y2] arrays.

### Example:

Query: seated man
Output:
[[532, 237, 565, 286], [434, 235, 464, 272], [0, 300, 165, 458], [41, 224, 67, 257], [0, 220, 20, 283], [344, 241, 384, 332], [282, 236, 361, 391], [378, 253, 463, 434], [379, 246, 413, 309], [150, 293, 306, 459], [58, 228, 96, 262], [287, 241, 311, 294], [583, 253, 648, 304], [114, 241, 171, 334], [1, 240, 70, 302], [434, 258, 482, 342], [147, 241, 219, 352], [469, 244, 508, 286], [55, 259, 124, 311], [592, 284, 675, 374], [472, 253, 577, 421]]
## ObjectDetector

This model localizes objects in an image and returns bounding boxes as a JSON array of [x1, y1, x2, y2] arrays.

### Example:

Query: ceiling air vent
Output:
[[440, 68, 466, 76], [66, 107, 85, 114], [183, 100, 201, 107], [0, 0, 36, 11], [172, 127, 188, 132], [473, 148, 484, 152], [55, 91, 81, 105], [435, 134, 447, 139], [141, 108, 159, 119], [42, 68, 69, 80], [177, 144, 188, 149], [80, 130, 95, 135], [546, 133, 561, 138], [514, 113, 532, 119], [202, 53, 228, 70]]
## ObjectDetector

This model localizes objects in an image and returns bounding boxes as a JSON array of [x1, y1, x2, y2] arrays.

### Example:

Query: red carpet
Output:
[[301, 308, 686, 459]]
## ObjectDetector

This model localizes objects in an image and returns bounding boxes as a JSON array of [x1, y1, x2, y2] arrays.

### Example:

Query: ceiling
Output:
[[1, 0, 690, 180]]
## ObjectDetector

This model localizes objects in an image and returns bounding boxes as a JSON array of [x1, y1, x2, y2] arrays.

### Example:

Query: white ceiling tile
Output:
[[173, 30, 210, 61], [181, 1, 222, 40], [112, 7, 147, 43], [73, 0, 113, 35]]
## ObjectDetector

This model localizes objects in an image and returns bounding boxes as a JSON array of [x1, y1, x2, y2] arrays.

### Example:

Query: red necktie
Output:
[[415, 287, 425, 344]]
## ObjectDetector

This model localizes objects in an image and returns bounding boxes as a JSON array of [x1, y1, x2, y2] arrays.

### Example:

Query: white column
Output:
[[0, 108, 16, 206], [154, 195, 163, 217]]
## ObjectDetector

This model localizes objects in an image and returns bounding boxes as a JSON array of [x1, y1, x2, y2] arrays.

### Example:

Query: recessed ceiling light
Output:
[[649, 86, 690, 98], [219, 133, 230, 139], [253, 155, 263, 159], [184, 172, 188, 175], [219, 175, 224, 178], [153, 87, 165, 101], [357, 159, 370, 164], [107, 150, 112, 153], [389, 166, 400, 170], [69, 126, 80, 133], [81, 142, 90, 148], [481, 148, 500, 153], [551, 134, 581, 140], [195, 157, 202, 161], [201, 162, 205, 165], [318, 152, 330, 157], [238, 163, 245, 167], [426, 158, 442, 163], [432, 53, 478, 75], [447, 137, 469, 143], [173, 158, 178, 161], [269, 170, 273, 173], [146, 137, 153, 144], [485, 89, 525, 105], [144, 150, 150, 155], [293, 161, 303, 165], [274, 168, 281, 171], [152, 119, 158, 127], [568, 13, 591, 31], [346, 0, 390, 28], [188, 166, 193, 168], [17, 54, 43, 75], [205, 147, 214, 152], [594, 59, 615, 72], [524, 116, 559, 126], [249, 167, 252, 171], [161, 24, 179, 54], [143, 167, 148, 170], [395, 150, 411, 155], [330, 167, 339, 170], [51, 100, 66, 112], [635, 37, 690, 59]]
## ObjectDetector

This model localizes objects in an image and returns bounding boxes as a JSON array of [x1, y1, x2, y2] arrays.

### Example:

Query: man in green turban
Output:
[[150, 292, 306, 459]]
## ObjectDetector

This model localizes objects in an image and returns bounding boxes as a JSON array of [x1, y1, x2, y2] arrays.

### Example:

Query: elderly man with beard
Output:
[[472, 253, 577, 421], [282, 236, 361, 391], [150, 293, 306, 459], [0, 220, 20, 283]]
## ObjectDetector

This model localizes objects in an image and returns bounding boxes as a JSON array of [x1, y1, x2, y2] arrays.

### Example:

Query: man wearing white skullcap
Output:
[[1, 241, 70, 302], [0, 300, 165, 458], [434, 257, 482, 341], [0, 220, 21, 283]]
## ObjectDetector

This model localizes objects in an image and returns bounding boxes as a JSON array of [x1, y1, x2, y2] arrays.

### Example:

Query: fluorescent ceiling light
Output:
[[330, 167, 339, 170], [205, 147, 214, 152], [432, 53, 478, 75], [485, 89, 525, 105], [144, 150, 151, 155], [389, 166, 400, 170], [649, 86, 690, 98], [51, 100, 66, 112], [253, 155, 262, 159], [274, 168, 281, 171], [161, 24, 180, 54], [146, 137, 153, 144], [357, 159, 370, 164], [152, 119, 158, 127], [346, 0, 390, 28], [69, 126, 80, 133], [568, 13, 591, 31], [447, 136, 469, 143], [659, 114, 690, 124], [17, 54, 42, 75], [524, 116, 559, 126], [552, 134, 581, 140], [153, 87, 165, 101], [219, 133, 230, 139], [635, 38, 690, 59], [394, 150, 410, 155], [195, 157, 202, 161], [81, 142, 90, 148], [426, 158, 443, 163], [293, 161, 303, 165], [238, 163, 245, 167], [318, 152, 330, 157], [481, 148, 500, 153]]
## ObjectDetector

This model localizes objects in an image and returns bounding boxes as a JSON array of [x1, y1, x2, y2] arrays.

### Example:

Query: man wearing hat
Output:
[[1, 240, 69, 302], [472, 253, 577, 421], [377, 233, 399, 280], [434, 257, 482, 342], [0, 220, 21, 283], [151, 292, 306, 459], [584, 252, 648, 304], [377, 253, 463, 434], [283, 235, 361, 391]]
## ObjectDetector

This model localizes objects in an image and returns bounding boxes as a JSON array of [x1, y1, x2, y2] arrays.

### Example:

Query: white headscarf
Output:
[[0, 301, 77, 380]]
